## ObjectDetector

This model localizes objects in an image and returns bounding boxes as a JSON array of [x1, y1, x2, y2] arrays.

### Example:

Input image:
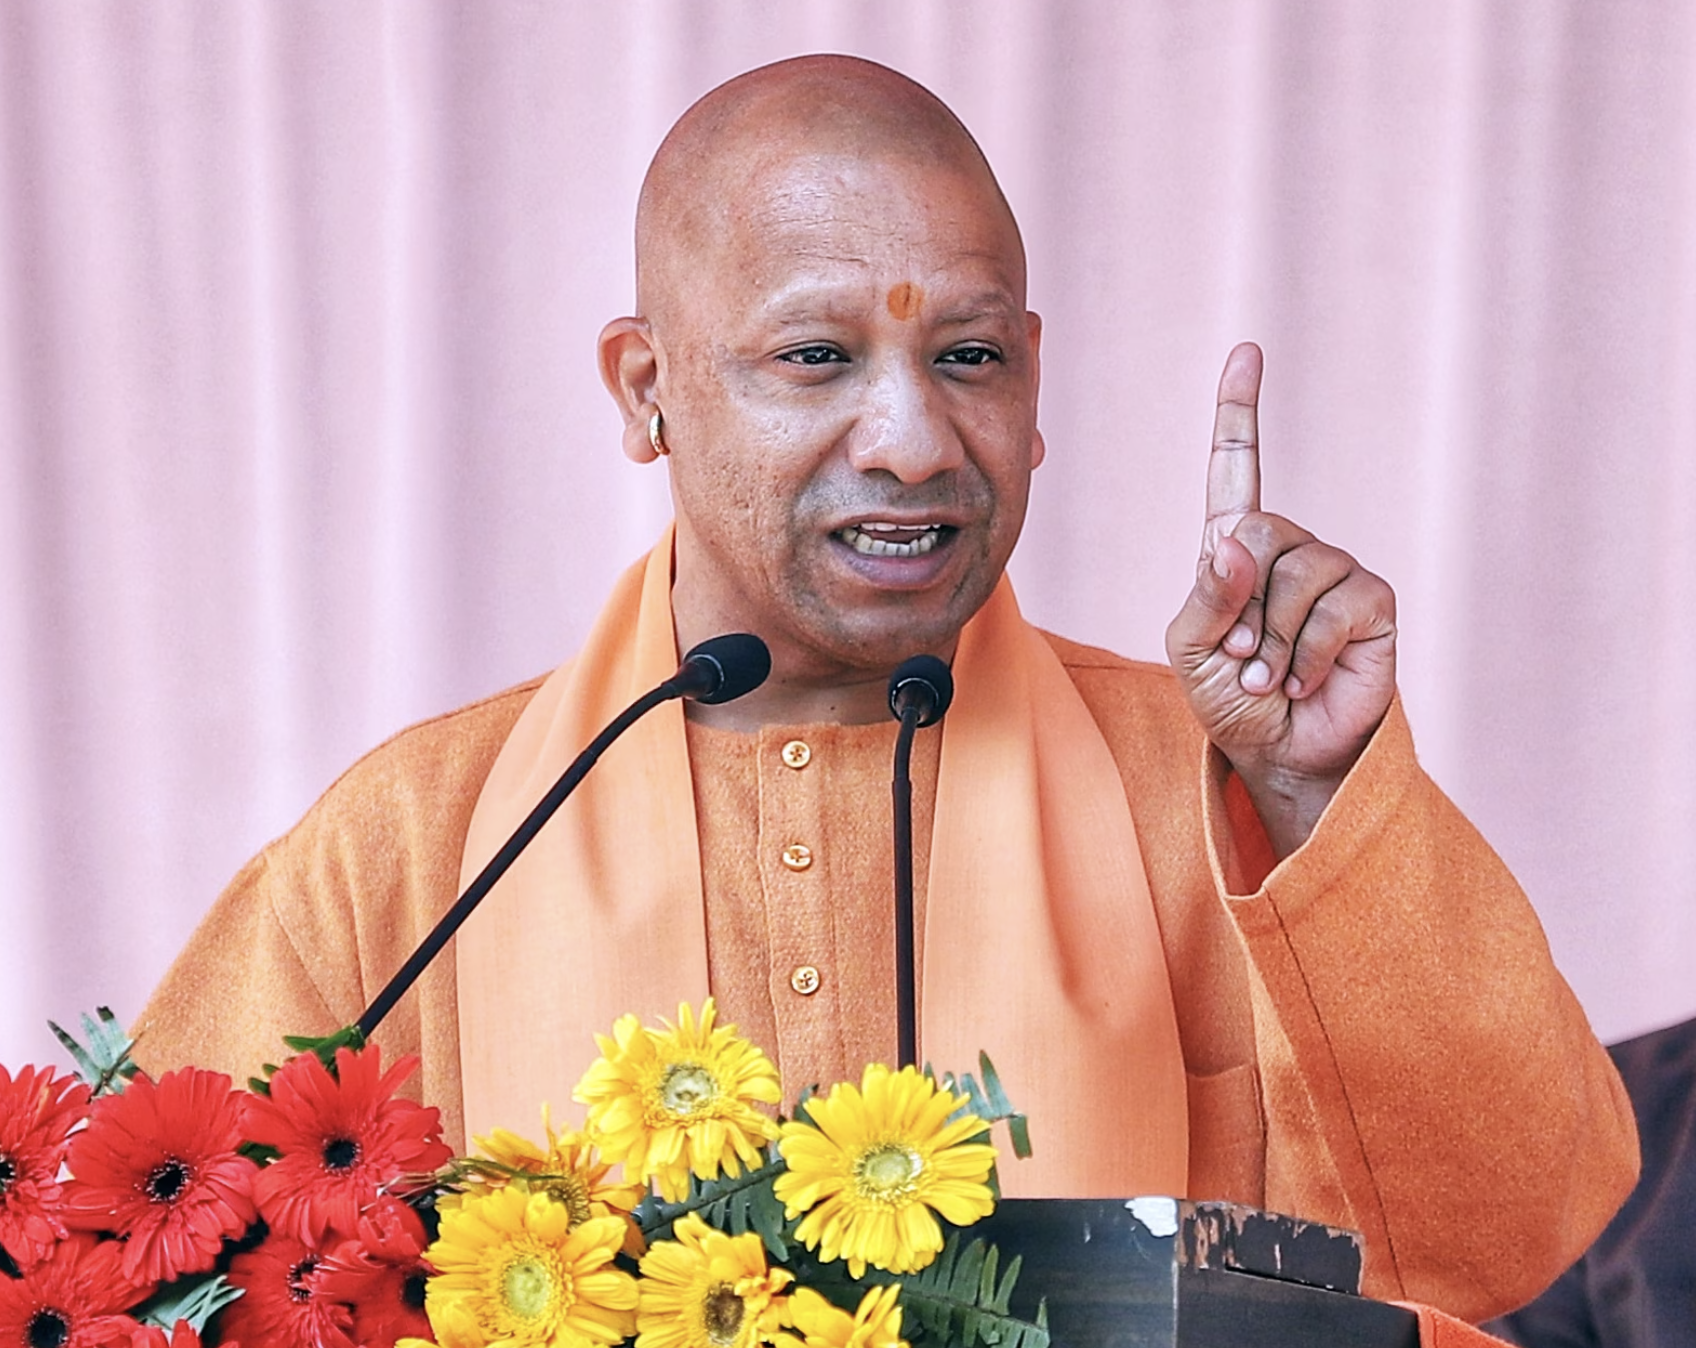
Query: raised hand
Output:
[[1165, 343, 1397, 856]]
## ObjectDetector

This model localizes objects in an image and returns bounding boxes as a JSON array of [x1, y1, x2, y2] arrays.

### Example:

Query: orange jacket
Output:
[[136, 635, 1636, 1321]]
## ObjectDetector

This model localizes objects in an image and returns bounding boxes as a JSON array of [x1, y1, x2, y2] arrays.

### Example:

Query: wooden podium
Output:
[[977, 1198, 1421, 1347]]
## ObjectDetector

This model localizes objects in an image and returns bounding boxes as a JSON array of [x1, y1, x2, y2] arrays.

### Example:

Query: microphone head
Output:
[[676, 633, 772, 705], [887, 654, 954, 728]]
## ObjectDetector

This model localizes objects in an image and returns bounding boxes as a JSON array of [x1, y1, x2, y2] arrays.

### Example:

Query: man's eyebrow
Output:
[[930, 288, 1022, 323], [759, 281, 873, 323]]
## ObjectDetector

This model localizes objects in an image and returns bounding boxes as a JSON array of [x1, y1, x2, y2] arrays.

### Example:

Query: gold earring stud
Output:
[[648, 409, 669, 457]]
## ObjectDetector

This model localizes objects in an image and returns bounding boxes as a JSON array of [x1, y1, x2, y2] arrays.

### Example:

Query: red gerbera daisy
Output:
[[242, 1046, 451, 1243], [132, 1321, 224, 1348], [223, 1230, 354, 1348], [63, 1067, 259, 1282], [0, 1063, 92, 1270], [0, 1233, 146, 1348], [316, 1196, 433, 1348]]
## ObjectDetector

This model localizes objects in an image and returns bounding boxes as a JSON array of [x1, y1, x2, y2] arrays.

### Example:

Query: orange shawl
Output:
[[456, 532, 1188, 1196]]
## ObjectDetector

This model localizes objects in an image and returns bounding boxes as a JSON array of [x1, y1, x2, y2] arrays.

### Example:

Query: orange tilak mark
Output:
[[886, 281, 923, 321]]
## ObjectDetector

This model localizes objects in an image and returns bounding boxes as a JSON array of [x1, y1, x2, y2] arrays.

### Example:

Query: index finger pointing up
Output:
[[1204, 341, 1264, 548]]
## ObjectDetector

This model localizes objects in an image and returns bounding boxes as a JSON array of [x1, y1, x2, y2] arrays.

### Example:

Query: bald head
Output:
[[635, 55, 1023, 327]]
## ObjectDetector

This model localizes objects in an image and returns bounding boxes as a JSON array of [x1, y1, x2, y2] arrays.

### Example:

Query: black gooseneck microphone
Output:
[[886, 654, 954, 1068], [356, 633, 771, 1039]]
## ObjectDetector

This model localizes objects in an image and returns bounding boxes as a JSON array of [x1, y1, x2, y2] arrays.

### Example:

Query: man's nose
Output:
[[846, 363, 965, 483]]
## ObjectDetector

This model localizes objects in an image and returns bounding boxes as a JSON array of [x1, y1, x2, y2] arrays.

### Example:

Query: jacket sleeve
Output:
[[131, 846, 357, 1086], [1205, 696, 1639, 1321], [130, 682, 537, 1145]]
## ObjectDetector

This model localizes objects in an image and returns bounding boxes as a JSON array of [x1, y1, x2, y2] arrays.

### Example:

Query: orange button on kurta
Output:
[[790, 966, 821, 995]]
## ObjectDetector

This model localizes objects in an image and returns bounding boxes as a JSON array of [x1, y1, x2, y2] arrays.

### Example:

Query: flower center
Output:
[[321, 1137, 361, 1170], [503, 1255, 556, 1321], [288, 1256, 320, 1303], [701, 1284, 746, 1346], [26, 1310, 69, 1348], [145, 1157, 193, 1203], [658, 1062, 719, 1117], [854, 1143, 923, 1200], [541, 1173, 594, 1227], [0, 1154, 15, 1194], [403, 1268, 429, 1310]]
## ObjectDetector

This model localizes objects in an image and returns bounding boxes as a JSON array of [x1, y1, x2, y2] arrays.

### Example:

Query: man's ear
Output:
[[1027, 310, 1046, 469], [598, 316, 663, 463]]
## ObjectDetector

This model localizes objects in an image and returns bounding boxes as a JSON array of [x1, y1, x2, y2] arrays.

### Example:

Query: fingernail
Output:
[[1225, 623, 1254, 654], [1242, 659, 1272, 692], [1285, 675, 1303, 697], [1211, 549, 1230, 579]]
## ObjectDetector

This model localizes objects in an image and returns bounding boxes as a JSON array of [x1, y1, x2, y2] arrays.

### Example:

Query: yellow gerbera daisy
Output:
[[776, 1285, 907, 1348], [399, 1299, 483, 1348], [469, 1105, 648, 1253], [636, 1213, 794, 1348], [575, 999, 782, 1202], [773, 1064, 997, 1277], [476, 1106, 645, 1214], [422, 1184, 639, 1348]]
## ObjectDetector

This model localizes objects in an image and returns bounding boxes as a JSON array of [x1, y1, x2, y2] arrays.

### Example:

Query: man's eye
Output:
[[779, 345, 847, 366], [939, 345, 1000, 367]]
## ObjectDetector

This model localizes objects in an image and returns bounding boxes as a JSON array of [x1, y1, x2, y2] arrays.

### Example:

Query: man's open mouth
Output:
[[835, 522, 954, 558]]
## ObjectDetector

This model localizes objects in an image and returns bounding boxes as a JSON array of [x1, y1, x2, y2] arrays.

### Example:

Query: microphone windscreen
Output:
[[887, 654, 954, 727], [677, 633, 773, 704]]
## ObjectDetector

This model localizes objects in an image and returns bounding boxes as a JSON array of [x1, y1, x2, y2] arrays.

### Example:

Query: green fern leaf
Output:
[[280, 1023, 367, 1073], [874, 1232, 1048, 1348], [935, 1055, 1031, 1161], [132, 1272, 244, 1332], [975, 1053, 1032, 1159], [48, 1007, 140, 1095], [634, 1149, 793, 1260], [244, 1024, 367, 1096], [748, 1180, 791, 1261]]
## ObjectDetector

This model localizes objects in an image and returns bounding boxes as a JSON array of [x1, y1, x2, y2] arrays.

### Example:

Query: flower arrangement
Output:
[[0, 1002, 1046, 1348]]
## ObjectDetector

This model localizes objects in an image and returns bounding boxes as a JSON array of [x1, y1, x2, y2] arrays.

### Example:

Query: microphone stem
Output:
[[892, 701, 921, 1069], [356, 679, 681, 1039]]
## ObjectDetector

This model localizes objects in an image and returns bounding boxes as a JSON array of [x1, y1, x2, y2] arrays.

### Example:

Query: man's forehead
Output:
[[636, 58, 1024, 319], [746, 146, 985, 206], [726, 152, 1022, 273]]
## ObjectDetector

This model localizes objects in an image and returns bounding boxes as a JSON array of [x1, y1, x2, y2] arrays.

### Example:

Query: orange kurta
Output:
[[688, 717, 941, 1099], [135, 633, 1637, 1323]]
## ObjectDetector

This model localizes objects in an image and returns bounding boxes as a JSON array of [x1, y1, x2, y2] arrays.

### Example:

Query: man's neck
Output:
[[669, 570, 962, 730], [683, 667, 901, 730]]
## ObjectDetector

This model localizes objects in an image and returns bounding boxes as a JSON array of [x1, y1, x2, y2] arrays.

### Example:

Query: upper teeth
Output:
[[839, 523, 943, 557]]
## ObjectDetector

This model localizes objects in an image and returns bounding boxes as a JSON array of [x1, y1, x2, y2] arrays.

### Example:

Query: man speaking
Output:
[[137, 55, 1636, 1321]]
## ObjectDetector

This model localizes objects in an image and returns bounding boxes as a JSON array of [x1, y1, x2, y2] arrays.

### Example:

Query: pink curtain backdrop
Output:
[[2, 2, 1692, 1069]]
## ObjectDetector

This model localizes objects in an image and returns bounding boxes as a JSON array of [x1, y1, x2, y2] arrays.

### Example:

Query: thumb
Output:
[[1166, 535, 1255, 669]]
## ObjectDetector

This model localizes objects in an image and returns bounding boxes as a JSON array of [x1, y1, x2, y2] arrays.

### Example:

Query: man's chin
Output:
[[772, 548, 1006, 675], [794, 602, 985, 679]]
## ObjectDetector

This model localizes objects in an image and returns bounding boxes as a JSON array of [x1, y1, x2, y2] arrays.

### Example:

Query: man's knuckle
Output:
[[1256, 623, 1294, 659], [1363, 572, 1397, 621], [1234, 514, 1277, 552]]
